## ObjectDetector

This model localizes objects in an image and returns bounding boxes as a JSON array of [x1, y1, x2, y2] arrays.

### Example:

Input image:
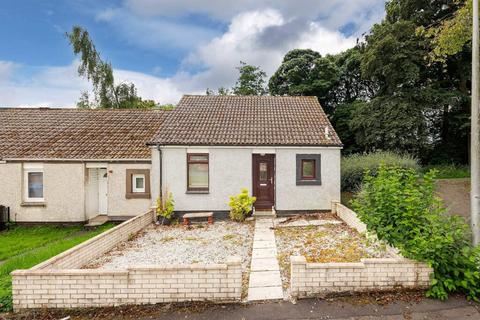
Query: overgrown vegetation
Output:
[[421, 164, 470, 179], [229, 188, 256, 222], [341, 151, 420, 192], [0, 224, 115, 311], [352, 166, 480, 300], [156, 191, 175, 224]]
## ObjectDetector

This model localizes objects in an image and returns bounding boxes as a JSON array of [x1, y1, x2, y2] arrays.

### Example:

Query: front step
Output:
[[85, 214, 109, 227], [253, 207, 276, 218]]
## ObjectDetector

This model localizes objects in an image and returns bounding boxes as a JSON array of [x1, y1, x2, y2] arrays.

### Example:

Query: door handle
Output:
[[270, 177, 273, 184]]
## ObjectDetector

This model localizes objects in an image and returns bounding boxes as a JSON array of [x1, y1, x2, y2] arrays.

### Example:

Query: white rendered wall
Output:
[[157, 146, 341, 212], [0, 162, 85, 222]]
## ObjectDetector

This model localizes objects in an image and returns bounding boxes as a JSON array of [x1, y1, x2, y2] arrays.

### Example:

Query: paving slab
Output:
[[248, 218, 284, 301], [252, 248, 277, 259], [247, 285, 284, 301], [250, 258, 280, 271], [253, 240, 276, 249], [254, 233, 276, 242], [248, 271, 283, 287]]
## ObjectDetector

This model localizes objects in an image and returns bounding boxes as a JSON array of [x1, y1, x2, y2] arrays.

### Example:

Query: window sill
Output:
[[186, 190, 209, 194], [296, 180, 322, 186], [21, 202, 46, 207], [126, 193, 151, 199]]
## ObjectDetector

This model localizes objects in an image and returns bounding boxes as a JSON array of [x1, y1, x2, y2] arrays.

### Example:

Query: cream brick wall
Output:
[[32, 210, 155, 270], [290, 202, 433, 298], [12, 258, 242, 309], [290, 256, 432, 298], [12, 209, 243, 309]]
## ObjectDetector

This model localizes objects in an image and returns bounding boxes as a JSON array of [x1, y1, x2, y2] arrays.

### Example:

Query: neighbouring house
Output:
[[0, 95, 342, 223], [148, 95, 342, 215], [0, 108, 169, 223]]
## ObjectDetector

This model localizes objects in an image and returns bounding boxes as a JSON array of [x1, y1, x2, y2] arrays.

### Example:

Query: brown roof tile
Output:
[[150, 95, 342, 147], [0, 108, 170, 160]]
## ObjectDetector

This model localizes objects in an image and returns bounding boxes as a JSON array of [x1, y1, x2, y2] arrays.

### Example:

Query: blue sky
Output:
[[0, 0, 386, 107]]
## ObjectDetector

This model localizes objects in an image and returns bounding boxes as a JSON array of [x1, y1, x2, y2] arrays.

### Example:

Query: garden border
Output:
[[11, 209, 242, 310], [289, 201, 433, 298]]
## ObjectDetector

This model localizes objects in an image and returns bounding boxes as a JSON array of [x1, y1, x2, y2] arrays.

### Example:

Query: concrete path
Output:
[[247, 218, 284, 301]]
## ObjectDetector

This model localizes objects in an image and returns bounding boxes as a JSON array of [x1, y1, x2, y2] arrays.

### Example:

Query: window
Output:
[[125, 169, 150, 199], [24, 164, 44, 202], [132, 174, 145, 193], [296, 154, 321, 185], [187, 153, 209, 192], [301, 159, 316, 180]]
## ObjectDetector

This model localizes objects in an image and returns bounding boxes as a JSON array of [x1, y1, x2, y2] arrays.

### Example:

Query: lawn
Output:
[[0, 224, 115, 312]]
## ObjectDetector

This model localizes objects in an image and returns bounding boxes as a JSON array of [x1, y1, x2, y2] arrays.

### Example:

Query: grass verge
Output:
[[0, 223, 115, 312]]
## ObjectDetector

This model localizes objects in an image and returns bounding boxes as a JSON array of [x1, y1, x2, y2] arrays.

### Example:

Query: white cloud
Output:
[[0, 61, 17, 84], [1, 3, 383, 107], [124, 0, 385, 34]]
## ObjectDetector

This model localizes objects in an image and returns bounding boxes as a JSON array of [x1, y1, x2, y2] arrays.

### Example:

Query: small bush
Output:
[[229, 188, 256, 222], [352, 166, 480, 300], [341, 151, 420, 191], [156, 191, 175, 223]]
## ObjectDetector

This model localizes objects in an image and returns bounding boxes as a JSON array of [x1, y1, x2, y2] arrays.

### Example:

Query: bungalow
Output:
[[0, 95, 342, 223], [0, 108, 169, 223], [148, 95, 342, 215]]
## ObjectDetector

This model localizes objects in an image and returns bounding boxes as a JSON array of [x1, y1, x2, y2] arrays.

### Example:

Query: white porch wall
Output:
[[157, 146, 341, 212], [107, 163, 152, 216]]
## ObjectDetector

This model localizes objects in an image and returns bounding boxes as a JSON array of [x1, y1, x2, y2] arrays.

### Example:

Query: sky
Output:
[[0, 0, 387, 107]]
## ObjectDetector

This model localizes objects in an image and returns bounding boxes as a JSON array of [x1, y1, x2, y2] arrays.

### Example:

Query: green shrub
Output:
[[341, 151, 420, 191], [229, 188, 256, 222], [156, 191, 175, 223], [421, 164, 470, 179], [352, 166, 480, 300]]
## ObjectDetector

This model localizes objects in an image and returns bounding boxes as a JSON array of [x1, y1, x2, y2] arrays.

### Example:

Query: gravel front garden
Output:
[[274, 213, 393, 290], [85, 221, 254, 271]]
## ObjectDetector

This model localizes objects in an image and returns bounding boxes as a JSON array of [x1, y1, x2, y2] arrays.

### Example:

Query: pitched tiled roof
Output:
[[0, 108, 170, 160], [150, 95, 342, 147]]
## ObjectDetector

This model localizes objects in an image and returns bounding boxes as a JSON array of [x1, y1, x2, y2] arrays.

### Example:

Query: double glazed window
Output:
[[125, 169, 150, 199], [296, 154, 321, 185], [301, 159, 316, 180], [132, 174, 145, 193], [187, 154, 209, 192], [24, 164, 44, 202]]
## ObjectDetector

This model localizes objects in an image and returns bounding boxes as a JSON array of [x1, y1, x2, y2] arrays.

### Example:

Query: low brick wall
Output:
[[289, 202, 433, 298], [12, 209, 243, 310], [33, 209, 156, 270], [12, 258, 242, 309]]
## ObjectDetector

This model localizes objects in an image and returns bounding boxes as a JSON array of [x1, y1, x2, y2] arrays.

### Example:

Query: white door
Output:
[[97, 168, 108, 214]]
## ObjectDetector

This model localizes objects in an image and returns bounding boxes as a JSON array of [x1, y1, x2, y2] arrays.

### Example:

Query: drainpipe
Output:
[[157, 145, 163, 199]]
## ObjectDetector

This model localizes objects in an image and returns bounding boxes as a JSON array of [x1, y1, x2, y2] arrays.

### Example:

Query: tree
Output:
[[269, 49, 339, 115], [232, 61, 267, 95], [420, 0, 472, 62], [206, 87, 231, 95], [66, 26, 156, 109]]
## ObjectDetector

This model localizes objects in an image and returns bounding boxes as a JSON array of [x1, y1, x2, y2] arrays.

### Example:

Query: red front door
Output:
[[252, 154, 275, 209]]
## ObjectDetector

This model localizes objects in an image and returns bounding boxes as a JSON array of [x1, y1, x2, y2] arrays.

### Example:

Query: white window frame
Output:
[[23, 163, 44, 202], [132, 173, 146, 193]]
